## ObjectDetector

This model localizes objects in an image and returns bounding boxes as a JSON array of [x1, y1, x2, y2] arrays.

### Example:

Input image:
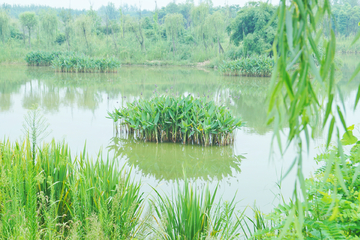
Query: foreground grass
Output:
[[0, 139, 247, 239], [0, 139, 144, 239]]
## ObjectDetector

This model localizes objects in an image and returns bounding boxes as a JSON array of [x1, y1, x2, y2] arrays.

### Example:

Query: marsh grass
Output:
[[108, 95, 243, 146]]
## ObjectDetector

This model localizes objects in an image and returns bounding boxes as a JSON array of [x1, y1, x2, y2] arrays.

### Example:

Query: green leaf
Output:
[[326, 117, 335, 148], [340, 127, 358, 146]]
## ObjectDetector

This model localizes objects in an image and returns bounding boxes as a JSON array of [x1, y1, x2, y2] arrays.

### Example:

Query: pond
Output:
[[1, 57, 359, 213]]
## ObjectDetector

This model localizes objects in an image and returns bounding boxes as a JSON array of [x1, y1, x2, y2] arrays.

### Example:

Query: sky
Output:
[[0, 0, 268, 11]]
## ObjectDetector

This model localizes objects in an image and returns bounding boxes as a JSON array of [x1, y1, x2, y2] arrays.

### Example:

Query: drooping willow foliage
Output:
[[265, 0, 360, 237], [52, 54, 121, 73], [219, 56, 274, 77], [108, 95, 243, 146]]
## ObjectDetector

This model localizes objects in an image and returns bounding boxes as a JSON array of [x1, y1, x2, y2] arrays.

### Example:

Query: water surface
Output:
[[1, 59, 359, 212]]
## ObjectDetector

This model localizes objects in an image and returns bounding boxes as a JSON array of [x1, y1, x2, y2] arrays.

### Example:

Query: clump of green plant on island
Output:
[[24, 51, 65, 66], [108, 95, 243, 146], [24, 50, 121, 73], [52, 54, 121, 73], [219, 56, 274, 77]]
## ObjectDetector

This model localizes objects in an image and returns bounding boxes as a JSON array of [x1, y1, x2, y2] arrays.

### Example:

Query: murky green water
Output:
[[1, 58, 360, 212]]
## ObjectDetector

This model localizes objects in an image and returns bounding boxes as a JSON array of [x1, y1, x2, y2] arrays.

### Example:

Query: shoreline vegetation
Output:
[[1, 129, 359, 238], [1, 2, 359, 68], [219, 56, 273, 77], [25, 51, 121, 73], [108, 95, 243, 146]]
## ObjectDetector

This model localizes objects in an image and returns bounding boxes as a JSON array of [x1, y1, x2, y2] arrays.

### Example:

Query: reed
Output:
[[52, 54, 121, 73], [219, 56, 274, 77], [108, 95, 243, 146]]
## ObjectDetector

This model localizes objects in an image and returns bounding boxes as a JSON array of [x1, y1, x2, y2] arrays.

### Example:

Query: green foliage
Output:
[[227, 2, 277, 56], [251, 131, 360, 239], [0, 9, 9, 43], [24, 51, 63, 66], [52, 53, 121, 73], [0, 139, 144, 239], [55, 33, 66, 45], [219, 56, 274, 77], [108, 95, 243, 146], [151, 177, 242, 239], [19, 11, 38, 48]]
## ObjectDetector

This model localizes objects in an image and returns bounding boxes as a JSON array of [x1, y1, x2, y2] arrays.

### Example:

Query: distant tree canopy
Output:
[[19, 11, 37, 49], [227, 2, 277, 55], [0, 1, 359, 61]]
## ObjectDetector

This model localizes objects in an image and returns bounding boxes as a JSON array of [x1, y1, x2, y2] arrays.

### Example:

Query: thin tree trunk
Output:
[[218, 37, 224, 54], [28, 27, 31, 49], [172, 33, 176, 57], [202, 32, 207, 50], [22, 27, 26, 46], [111, 26, 118, 52], [83, 27, 89, 53]]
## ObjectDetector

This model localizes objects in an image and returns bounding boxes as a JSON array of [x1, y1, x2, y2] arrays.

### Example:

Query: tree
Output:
[[205, 11, 225, 54], [39, 9, 58, 50], [19, 11, 37, 49], [60, 9, 73, 51], [227, 2, 277, 55], [164, 13, 184, 57], [191, 3, 210, 49], [0, 9, 9, 43], [75, 14, 92, 54]]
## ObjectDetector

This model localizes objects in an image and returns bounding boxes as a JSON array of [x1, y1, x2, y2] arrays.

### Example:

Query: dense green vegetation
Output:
[[0, 137, 252, 239], [0, 139, 144, 239], [108, 95, 243, 146], [25, 51, 121, 72], [219, 56, 273, 77], [52, 54, 120, 73], [25, 51, 63, 65], [0, 1, 358, 65], [247, 128, 360, 238]]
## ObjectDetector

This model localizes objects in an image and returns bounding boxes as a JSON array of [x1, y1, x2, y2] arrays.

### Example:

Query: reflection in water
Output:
[[0, 65, 275, 134], [107, 137, 244, 181], [2, 59, 360, 134]]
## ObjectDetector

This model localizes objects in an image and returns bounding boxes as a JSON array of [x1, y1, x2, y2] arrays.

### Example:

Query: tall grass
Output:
[[219, 56, 274, 77], [151, 176, 243, 239], [0, 139, 144, 239], [108, 95, 243, 146]]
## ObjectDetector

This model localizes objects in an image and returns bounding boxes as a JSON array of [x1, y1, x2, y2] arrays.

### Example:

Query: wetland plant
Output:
[[0, 139, 144, 239], [25, 51, 65, 66], [52, 54, 121, 73], [108, 95, 243, 146], [151, 177, 242, 239], [219, 56, 274, 77]]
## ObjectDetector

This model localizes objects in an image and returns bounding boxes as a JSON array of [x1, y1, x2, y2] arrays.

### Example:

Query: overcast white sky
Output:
[[1, 0, 272, 11]]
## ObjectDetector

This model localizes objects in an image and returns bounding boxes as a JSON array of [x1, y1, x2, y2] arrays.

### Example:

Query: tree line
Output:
[[0, 0, 359, 64]]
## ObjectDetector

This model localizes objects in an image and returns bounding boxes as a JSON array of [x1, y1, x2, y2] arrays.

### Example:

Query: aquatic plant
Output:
[[25, 51, 64, 66], [52, 54, 121, 73], [219, 56, 274, 77], [108, 95, 243, 146]]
